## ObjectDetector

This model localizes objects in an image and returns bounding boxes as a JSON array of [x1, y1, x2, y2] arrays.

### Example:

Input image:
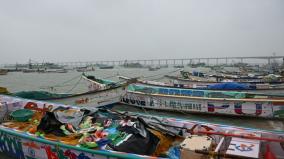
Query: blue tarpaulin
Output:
[[207, 82, 251, 90], [192, 71, 205, 77]]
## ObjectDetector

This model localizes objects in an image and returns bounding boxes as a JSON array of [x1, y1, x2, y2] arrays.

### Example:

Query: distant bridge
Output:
[[2, 56, 284, 68], [56, 56, 284, 67]]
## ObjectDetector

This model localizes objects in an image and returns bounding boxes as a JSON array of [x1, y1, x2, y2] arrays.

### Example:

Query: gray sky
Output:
[[0, 0, 284, 64]]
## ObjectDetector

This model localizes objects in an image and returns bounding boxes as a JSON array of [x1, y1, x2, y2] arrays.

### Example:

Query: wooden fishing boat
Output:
[[98, 65, 114, 69], [166, 70, 284, 84], [164, 75, 284, 91], [14, 86, 126, 108], [0, 87, 9, 94], [47, 86, 127, 107], [43, 69, 68, 73], [22, 69, 45, 73], [121, 84, 284, 119], [0, 69, 8, 75], [0, 94, 284, 159], [173, 65, 184, 68], [76, 66, 95, 72], [148, 66, 160, 71], [165, 74, 284, 84], [119, 75, 284, 92], [12, 74, 135, 107]]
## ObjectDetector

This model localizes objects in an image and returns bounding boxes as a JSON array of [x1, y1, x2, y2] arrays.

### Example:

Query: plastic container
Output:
[[10, 109, 34, 122]]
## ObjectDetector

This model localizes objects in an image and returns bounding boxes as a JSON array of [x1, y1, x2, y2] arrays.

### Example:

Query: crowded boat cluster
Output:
[[0, 62, 284, 159]]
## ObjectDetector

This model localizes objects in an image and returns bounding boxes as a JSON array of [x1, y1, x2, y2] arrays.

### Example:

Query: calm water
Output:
[[0, 67, 284, 159]]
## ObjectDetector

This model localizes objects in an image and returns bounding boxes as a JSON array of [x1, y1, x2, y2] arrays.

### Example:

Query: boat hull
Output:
[[0, 95, 144, 159], [121, 91, 284, 119], [0, 128, 125, 159], [46, 86, 127, 107], [164, 75, 284, 91], [0, 95, 284, 159], [0, 69, 8, 75]]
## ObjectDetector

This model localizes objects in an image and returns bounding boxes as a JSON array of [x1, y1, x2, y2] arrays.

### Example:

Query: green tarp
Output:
[[13, 91, 72, 100]]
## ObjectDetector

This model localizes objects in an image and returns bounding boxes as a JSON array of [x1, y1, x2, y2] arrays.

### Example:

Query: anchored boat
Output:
[[0, 69, 8, 75], [119, 75, 284, 92], [121, 84, 284, 119], [165, 75, 284, 91], [0, 95, 284, 159], [11, 74, 135, 107]]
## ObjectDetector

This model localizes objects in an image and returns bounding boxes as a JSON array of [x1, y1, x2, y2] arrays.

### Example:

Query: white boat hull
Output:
[[48, 86, 127, 107], [121, 91, 284, 118]]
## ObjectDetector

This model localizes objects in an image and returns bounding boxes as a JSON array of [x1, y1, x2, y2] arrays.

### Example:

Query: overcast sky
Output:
[[0, 0, 284, 64]]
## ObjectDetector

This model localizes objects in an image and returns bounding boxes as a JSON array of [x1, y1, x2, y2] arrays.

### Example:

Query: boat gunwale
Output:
[[121, 102, 284, 120], [0, 126, 152, 159], [137, 81, 284, 91], [15, 84, 126, 101], [127, 90, 284, 102]]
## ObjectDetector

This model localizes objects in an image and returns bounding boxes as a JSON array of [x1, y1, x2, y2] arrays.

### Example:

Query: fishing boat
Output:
[[164, 71, 284, 91], [119, 75, 284, 92], [0, 87, 9, 94], [0, 94, 284, 159], [21, 60, 67, 73], [211, 74, 284, 83], [166, 70, 284, 84], [43, 69, 68, 73], [122, 62, 144, 68], [12, 74, 135, 107], [173, 65, 184, 68], [0, 69, 8, 75], [76, 66, 95, 72], [22, 68, 45, 73], [98, 65, 114, 69], [121, 84, 284, 119], [13, 86, 127, 108], [148, 66, 160, 71]]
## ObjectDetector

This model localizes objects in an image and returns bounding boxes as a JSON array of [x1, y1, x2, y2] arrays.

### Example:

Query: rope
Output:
[[118, 69, 181, 81], [54, 74, 82, 87], [64, 76, 82, 93], [41, 74, 82, 90], [40, 83, 78, 89], [39, 74, 83, 92]]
